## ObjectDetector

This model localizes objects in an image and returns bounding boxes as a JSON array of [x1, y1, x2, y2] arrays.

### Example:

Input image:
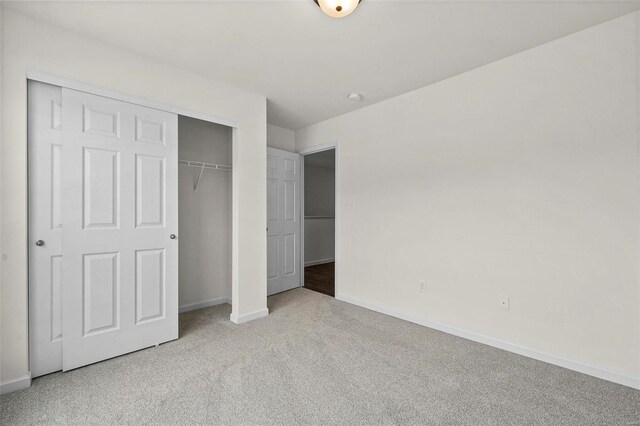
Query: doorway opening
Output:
[[302, 148, 335, 297]]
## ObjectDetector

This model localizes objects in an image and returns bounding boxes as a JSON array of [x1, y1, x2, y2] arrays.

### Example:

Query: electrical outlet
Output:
[[497, 294, 510, 311], [346, 200, 355, 211], [419, 280, 427, 293]]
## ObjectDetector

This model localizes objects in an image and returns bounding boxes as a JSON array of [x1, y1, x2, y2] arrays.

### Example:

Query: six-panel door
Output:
[[61, 88, 178, 371], [267, 147, 301, 296]]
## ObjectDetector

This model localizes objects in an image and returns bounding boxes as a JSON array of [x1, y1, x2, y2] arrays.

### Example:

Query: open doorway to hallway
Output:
[[302, 149, 335, 297]]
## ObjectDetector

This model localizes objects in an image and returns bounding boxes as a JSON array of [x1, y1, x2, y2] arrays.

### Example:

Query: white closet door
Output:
[[267, 147, 301, 295], [61, 88, 178, 371], [28, 81, 64, 377]]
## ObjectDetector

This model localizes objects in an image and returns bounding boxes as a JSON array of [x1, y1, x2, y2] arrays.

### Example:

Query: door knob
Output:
[[35, 240, 45, 247], [170, 234, 177, 240]]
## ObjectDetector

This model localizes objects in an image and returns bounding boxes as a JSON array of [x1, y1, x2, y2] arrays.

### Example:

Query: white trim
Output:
[[26, 70, 238, 128], [0, 373, 31, 395], [298, 142, 337, 156], [179, 297, 231, 313], [300, 154, 306, 288], [336, 293, 640, 390], [304, 258, 335, 267], [266, 146, 297, 157], [230, 307, 269, 324], [334, 143, 340, 297]]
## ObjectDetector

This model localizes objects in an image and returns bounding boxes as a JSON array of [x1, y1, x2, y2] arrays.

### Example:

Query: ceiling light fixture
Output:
[[313, 0, 362, 18], [348, 93, 363, 102]]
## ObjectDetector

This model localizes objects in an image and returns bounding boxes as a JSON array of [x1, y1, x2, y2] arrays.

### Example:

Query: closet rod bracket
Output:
[[194, 163, 206, 192]]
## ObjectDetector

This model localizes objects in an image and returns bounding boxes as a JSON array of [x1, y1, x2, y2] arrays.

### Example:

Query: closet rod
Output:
[[179, 159, 232, 171], [179, 159, 232, 192]]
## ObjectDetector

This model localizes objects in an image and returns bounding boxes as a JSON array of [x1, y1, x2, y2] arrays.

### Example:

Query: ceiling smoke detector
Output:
[[314, 0, 362, 18], [348, 93, 363, 102]]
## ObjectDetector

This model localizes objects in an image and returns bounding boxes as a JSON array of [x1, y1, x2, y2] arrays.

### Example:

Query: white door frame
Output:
[[298, 142, 338, 296], [26, 70, 239, 372]]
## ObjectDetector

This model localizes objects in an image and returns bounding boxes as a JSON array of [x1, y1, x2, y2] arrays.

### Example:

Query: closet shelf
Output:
[[179, 159, 232, 171], [304, 216, 335, 219], [179, 159, 232, 192]]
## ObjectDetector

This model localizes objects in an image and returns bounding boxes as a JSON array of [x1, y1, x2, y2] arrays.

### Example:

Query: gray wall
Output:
[[178, 116, 231, 309]]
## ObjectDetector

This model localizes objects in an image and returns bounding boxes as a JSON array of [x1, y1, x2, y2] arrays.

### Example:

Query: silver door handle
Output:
[[35, 240, 45, 247], [170, 234, 177, 240]]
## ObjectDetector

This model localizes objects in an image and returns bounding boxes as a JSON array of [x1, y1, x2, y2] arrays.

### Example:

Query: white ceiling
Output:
[[5, 1, 640, 129]]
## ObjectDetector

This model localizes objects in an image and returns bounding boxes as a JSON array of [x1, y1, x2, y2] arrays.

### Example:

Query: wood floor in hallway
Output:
[[303, 262, 334, 297]]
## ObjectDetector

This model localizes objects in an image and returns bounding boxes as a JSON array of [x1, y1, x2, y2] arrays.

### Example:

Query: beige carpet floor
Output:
[[1, 288, 639, 425]]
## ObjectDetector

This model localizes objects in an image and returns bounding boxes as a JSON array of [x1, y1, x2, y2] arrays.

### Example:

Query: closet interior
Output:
[[178, 116, 232, 312]]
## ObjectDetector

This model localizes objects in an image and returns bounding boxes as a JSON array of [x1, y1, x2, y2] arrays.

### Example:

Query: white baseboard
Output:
[[304, 258, 335, 267], [0, 372, 31, 395], [179, 297, 230, 313], [336, 293, 640, 390], [230, 307, 269, 324]]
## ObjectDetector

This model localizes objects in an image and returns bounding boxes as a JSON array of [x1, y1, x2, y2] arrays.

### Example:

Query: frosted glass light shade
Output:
[[314, 0, 361, 18]]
